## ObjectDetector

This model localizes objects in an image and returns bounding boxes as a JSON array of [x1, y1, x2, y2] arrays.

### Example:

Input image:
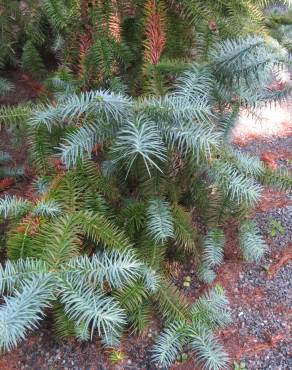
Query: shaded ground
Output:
[[0, 129, 34, 199], [0, 70, 43, 105], [0, 78, 291, 369]]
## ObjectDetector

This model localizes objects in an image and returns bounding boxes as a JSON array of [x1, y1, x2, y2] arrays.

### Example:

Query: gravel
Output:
[[233, 136, 292, 160], [15, 330, 108, 370], [4, 322, 158, 370], [254, 206, 292, 250], [277, 158, 292, 170], [219, 137, 292, 370], [242, 341, 292, 370], [239, 263, 292, 307], [265, 263, 292, 308], [236, 308, 285, 343], [235, 261, 292, 369]]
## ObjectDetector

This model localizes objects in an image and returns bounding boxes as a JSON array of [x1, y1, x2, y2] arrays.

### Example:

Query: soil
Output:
[[0, 77, 291, 369]]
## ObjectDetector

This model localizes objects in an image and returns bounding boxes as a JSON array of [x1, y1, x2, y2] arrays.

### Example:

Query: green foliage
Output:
[[211, 36, 280, 83], [0, 151, 12, 163], [112, 115, 167, 176], [152, 286, 230, 369], [52, 302, 78, 339], [231, 150, 264, 177], [0, 0, 20, 66], [234, 361, 247, 370], [152, 320, 188, 367], [0, 23, 291, 368], [239, 220, 268, 262], [197, 263, 217, 284], [202, 229, 224, 268], [21, 41, 46, 79], [0, 103, 33, 128], [155, 280, 189, 322], [191, 285, 232, 329], [109, 350, 124, 364], [118, 200, 147, 238], [1, 0, 289, 92], [171, 203, 197, 253], [0, 196, 31, 219], [0, 249, 145, 351], [259, 166, 292, 192], [59, 276, 126, 342], [267, 218, 285, 238], [210, 160, 262, 207], [146, 197, 174, 244], [190, 325, 229, 370], [32, 176, 51, 195], [0, 276, 53, 352], [266, 6, 292, 50], [0, 78, 14, 96], [0, 169, 231, 367]]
